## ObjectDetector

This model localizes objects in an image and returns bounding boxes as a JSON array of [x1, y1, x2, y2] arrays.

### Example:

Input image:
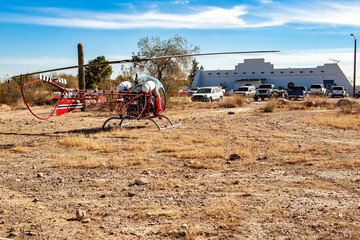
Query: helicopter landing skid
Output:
[[102, 115, 182, 131]]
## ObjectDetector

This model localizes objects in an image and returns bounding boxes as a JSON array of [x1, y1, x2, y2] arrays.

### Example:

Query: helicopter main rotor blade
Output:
[[14, 59, 134, 77], [143, 50, 280, 61], [15, 50, 280, 77]]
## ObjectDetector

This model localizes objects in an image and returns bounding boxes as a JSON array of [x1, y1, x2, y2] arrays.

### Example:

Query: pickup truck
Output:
[[254, 84, 279, 101], [191, 86, 224, 102], [287, 86, 310, 100], [309, 84, 326, 96], [331, 86, 346, 98]]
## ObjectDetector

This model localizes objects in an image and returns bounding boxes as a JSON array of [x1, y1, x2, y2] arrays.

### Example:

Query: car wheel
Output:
[[209, 98, 213, 102]]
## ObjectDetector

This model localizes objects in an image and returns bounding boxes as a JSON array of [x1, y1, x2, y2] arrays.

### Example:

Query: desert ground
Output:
[[0, 97, 359, 239]]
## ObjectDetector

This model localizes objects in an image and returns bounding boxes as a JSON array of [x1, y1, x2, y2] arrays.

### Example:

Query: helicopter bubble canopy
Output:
[[137, 76, 166, 108], [137, 76, 164, 92]]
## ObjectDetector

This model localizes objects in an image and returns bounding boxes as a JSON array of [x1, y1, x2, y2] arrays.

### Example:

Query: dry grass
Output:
[[58, 135, 100, 150], [58, 135, 117, 152], [11, 144, 29, 153], [303, 113, 360, 130]]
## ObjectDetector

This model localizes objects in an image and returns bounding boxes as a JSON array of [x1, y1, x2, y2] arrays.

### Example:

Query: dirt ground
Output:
[[0, 98, 359, 239]]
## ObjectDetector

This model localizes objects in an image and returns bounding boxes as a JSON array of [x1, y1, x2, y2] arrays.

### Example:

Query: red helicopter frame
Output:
[[17, 50, 279, 130]]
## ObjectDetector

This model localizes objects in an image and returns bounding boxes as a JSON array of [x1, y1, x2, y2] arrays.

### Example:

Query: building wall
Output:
[[192, 58, 354, 95]]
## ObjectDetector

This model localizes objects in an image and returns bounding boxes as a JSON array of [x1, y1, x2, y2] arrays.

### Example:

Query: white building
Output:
[[192, 58, 355, 95]]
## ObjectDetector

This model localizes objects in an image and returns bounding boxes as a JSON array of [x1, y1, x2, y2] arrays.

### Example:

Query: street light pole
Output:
[[350, 34, 356, 97]]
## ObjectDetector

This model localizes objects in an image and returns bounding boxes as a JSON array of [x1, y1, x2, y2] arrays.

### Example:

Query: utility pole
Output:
[[350, 34, 356, 97]]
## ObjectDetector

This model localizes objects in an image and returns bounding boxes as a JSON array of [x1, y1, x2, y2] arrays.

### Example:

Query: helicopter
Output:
[[17, 50, 279, 130]]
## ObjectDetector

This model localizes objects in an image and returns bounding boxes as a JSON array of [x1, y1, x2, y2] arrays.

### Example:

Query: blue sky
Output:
[[1, 0, 360, 85]]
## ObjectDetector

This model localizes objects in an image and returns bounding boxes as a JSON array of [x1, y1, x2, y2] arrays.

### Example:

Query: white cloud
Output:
[[171, 0, 190, 5], [197, 48, 355, 78], [268, 2, 360, 27], [1, 1, 360, 29], [260, 0, 273, 4]]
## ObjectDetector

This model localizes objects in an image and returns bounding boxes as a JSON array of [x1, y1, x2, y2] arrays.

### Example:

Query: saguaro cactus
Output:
[[77, 43, 85, 91], [78, 43, 86, 111]]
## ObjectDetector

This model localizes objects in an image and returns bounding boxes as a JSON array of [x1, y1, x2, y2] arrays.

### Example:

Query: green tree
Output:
[[85, 56, 113, 89], [188, 58, 204, 86], [137, 34, 199, 94]]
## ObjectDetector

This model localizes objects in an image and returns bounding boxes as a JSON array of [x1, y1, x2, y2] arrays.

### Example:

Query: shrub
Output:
[[0, 81, 22, 106], [219, 96, 246, 108], [262, 100, 279, 112]]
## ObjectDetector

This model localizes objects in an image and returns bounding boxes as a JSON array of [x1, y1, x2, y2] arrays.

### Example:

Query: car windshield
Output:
[[258, 85, 272, 89], [237, 87, 249, 91], [197, 88, 211, 93], [292, 86, 306, 90], [333, 87, 343, 90], [310, 85, 322, 88]]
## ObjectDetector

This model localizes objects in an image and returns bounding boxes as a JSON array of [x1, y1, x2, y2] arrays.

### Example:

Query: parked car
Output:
[[331, 86, 346, 98], [287, 86, 310, 100], [356, 90, 360, 98], [191, 86, 224, 102], [187, 87, 199, 96], [254, 84, 279, 101], [309, 84, 326, 96], [234, 85, 256, 98], [177, 89, 188, 96]]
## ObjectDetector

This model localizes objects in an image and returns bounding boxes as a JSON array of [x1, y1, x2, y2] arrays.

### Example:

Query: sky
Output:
[[0, 0, 360, 85]]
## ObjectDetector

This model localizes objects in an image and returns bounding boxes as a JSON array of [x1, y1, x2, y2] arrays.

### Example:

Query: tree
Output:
[[188, 58, 204, 86], [85, 56, 113, 89], [137, 34, 199, 94]]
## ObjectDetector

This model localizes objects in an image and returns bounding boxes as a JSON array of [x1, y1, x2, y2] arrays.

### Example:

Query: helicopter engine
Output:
[[126, 80, 157, 117]]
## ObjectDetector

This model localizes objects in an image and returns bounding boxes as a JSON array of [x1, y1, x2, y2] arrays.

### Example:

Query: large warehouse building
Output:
[[191, 58, 355, 95]]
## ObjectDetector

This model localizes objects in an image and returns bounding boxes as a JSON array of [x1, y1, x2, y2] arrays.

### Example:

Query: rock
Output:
[[179, 230, 187, 237], [279, 98, 289, 105], [99, 225, 106, 229], [135, 178, 148, 185], [226, 160, 232, 164], [228, 111, 235, 115], [305, 101, 316, 107], [127, 191, 136, 197], [233, 180, 240, 185], [142, 170, 151, 175], [336, 99, 352, 107], [25, 231, 38, 236], [9, 232, 18, 237], [257, 156, 267, 161], [229, 154, 242, 161], [181, 224, 189, 229], [36, 173, 44, 178], [81, 218, 91, 223], [32, 198, 39, 203], [76, 209, 86, 221]]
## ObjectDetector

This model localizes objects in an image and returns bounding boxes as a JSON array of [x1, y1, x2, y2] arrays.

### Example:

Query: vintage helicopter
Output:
[[17, 50, 279, 130]]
